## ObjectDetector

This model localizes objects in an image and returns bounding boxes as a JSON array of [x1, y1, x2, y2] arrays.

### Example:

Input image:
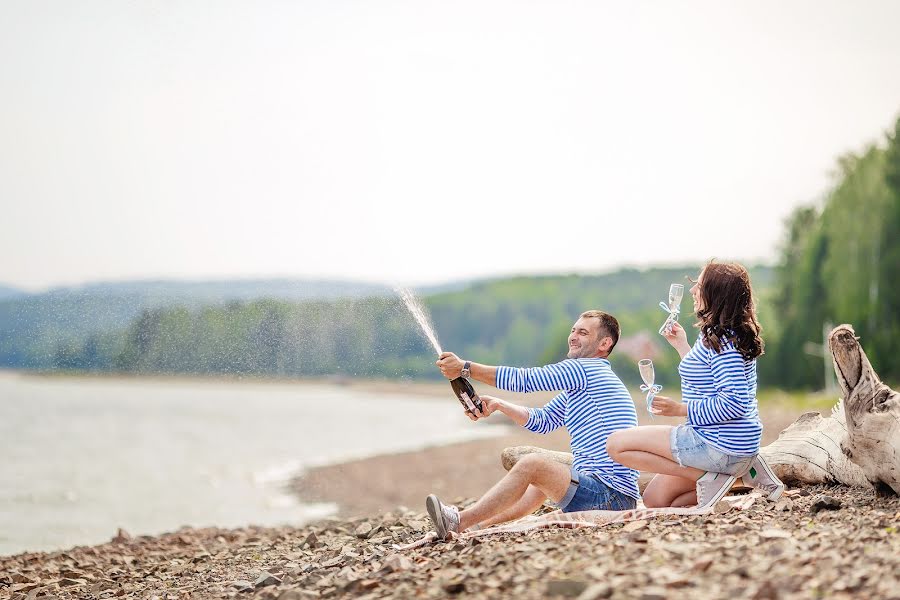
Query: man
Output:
[[427, 310, 640, 539]]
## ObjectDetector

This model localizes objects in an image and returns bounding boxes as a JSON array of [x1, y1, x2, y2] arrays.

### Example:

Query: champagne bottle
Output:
[[450, 376, 483, 416]]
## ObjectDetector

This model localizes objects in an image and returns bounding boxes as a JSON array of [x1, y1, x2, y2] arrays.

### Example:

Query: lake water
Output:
[[0, 372, 502, 556]]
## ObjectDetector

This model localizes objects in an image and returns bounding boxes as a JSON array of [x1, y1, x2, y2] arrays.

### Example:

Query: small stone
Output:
[[546, 579, 588, 597], [773, 498, 794, 512], [354, 523, 373, 538], [303, 532, 319, 549], [255, 571, 282, 588], [810, 495, 842, 513], [442, 579, 466, 594], [752, 580, 780, 600], [577, 583, 613, 600], [759, 528, 791, 539], [111, 528, 132, 543], [713, 500, 732, 514], [640, 589, 669, 600], [382, 554, 414, 572], [622, 520, 648, 533], [230, 580, 254, 591]]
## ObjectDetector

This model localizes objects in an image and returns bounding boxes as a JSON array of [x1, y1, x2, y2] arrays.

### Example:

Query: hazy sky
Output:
[[2, 1, 899, 291]]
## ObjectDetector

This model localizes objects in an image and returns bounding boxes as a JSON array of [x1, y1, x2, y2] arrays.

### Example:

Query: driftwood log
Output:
[[502, 324, 899, 496]]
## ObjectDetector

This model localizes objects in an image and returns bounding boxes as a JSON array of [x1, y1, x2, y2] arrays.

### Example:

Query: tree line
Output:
[[763, 115, 900, 388]]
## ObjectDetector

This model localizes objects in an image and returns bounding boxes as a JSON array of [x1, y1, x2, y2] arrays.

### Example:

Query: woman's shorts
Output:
[[554, 468, 637, 512], [670, 425, 754, 476]]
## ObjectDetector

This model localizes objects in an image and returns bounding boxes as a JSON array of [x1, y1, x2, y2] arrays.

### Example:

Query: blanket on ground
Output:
[[393, 492, 764, 551]]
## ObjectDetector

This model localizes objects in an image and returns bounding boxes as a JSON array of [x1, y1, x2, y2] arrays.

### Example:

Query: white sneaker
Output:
[[695, 472, 737, 508], [741, 455, 785, 501], [426, 494, 460, 540]]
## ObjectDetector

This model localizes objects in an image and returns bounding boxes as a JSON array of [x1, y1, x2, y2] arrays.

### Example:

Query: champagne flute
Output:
[[638, 359, 662, 415], [659, 283, 685, 335], [668, 283, 684, 312]]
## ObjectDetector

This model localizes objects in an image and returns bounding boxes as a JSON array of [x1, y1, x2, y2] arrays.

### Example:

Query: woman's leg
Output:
[[606, 426, 704, 480], [642, 474, 697, 508]]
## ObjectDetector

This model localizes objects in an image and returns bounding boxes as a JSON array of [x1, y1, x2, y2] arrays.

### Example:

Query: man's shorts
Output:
[[670, 424, 754, 476], [553, 467, 637, 512]]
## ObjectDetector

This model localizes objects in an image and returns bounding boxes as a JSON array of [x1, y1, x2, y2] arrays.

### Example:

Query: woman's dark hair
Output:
[[693, 261, 764, 360]]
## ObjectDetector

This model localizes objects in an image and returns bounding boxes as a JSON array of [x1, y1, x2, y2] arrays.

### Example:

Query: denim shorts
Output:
[[554, 468, 637, 512], [670, 425, 754, 476]]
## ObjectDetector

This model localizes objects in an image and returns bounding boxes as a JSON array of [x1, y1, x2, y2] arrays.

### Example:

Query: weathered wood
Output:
[[500, 446, 572, 472], [501, 324, 899, 496], [758, 402, 869, 487], [829, 324, 900, 496]]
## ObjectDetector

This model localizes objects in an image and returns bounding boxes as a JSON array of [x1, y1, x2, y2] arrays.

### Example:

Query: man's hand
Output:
[[650, 395, 688, 417], [465, 394, 501, 421], [436, 352, 465, 380]]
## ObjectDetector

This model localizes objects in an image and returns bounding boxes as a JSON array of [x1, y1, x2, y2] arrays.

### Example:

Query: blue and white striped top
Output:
[[678, 335, 762, 456], [496, 358, 641, 500]]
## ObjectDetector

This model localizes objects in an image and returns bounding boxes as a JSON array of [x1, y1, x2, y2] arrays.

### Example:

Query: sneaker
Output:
[[695, 472, 737, 508], [741, 455, 785, 501], [425, 494, 460, 540]]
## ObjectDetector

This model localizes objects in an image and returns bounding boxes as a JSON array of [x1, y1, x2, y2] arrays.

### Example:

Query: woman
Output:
[[606, 260, 784, 508]]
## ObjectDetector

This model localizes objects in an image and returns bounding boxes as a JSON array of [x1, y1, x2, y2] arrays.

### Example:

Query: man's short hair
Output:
[[580, 310, 620, 352]]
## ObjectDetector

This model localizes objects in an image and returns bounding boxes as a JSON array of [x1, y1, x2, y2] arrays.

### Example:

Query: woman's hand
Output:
[[436, 352, 464, 379], [466, 394, 501, 421], [662, 322, 692, 358], [650, 395, 687, 417]]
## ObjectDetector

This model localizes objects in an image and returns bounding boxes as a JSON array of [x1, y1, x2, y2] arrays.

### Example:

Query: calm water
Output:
[[0, 372, 501, 556]]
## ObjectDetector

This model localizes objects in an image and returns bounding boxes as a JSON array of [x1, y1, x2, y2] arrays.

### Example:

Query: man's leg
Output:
[[606, 426, 703, 480], [457, 454, 571, 532], [475, 484, 548, 529]]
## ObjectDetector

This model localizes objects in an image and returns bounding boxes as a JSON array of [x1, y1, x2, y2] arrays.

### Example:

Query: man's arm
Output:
[[479, 393, 566, 432], [479, 395, 531, 426], [436, 352, 587, 393], [436, 352, 498, 387]]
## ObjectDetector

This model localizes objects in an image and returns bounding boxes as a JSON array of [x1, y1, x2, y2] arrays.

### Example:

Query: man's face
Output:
[[567, 317, 610, 359]]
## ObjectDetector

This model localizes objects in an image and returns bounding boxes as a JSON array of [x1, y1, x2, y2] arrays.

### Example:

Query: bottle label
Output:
[[460, 392, 478, 414]]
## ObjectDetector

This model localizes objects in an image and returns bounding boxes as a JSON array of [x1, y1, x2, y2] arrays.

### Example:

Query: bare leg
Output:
[[476, 485, 548, 528], [642, 474, 697, 508], [457, 454, 571, 532], [606, 426, 704, 480]]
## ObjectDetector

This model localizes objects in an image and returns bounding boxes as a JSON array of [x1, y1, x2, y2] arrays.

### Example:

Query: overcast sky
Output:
[[2, 1, 899, 291]]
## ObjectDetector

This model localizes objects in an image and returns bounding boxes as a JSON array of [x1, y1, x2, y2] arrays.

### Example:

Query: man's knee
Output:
[[510, 453, 548, 476]]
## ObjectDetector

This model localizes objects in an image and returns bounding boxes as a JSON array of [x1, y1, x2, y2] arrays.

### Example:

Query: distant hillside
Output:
[[0, 278, 394, 369], [0, 265, 774, 385]]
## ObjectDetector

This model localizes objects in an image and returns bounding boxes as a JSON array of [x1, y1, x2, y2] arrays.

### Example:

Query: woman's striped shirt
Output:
[[678, 336, 762, 456], [495, 358, 641, 500]]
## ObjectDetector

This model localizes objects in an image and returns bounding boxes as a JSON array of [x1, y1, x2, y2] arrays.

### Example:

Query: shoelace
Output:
[[640, 382, 662, 416], [658, 301, 680, 335]]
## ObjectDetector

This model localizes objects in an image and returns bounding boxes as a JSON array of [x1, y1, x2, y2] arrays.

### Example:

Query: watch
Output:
[[461, 361, 471, 379]]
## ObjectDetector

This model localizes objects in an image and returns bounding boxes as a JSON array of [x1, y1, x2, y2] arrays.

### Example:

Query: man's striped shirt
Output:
[[678, 336, 762, 456], [495, 358, 640, 500]]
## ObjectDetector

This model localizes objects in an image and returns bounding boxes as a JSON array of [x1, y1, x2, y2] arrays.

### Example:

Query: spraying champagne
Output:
[[395, 287, 484, 416]]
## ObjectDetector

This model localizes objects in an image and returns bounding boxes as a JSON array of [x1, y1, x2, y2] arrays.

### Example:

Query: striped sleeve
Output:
[[686, 344, 753, 426], [495, 360, 588, 393], [524, 392, 567, 434]]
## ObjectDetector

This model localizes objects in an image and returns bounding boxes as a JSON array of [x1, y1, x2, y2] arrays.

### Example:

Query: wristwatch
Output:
[[461, 361, 471, 379]]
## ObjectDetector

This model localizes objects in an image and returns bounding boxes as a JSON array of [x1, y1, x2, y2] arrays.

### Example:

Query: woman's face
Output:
[[690, 269, 704, 313]]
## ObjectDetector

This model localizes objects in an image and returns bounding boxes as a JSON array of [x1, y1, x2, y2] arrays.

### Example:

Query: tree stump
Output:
[[829, 324, 900, 496], [501, 324, 899, 496]]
